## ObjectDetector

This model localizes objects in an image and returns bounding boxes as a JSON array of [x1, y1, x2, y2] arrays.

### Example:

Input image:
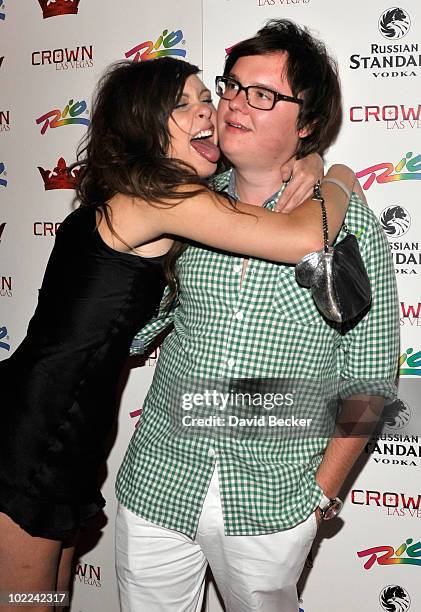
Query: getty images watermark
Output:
[[180, 389, 313, 428], [164, 377, 403, 440]]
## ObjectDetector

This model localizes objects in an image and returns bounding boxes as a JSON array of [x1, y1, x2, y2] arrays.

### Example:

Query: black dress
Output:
[[0, 206, 166, 540]]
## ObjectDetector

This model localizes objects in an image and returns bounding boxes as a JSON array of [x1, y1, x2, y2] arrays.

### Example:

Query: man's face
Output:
[[217, 52, 306, 172]]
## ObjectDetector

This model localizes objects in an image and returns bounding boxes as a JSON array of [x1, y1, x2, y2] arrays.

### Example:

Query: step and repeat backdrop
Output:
[[1, 1, 420, 611]]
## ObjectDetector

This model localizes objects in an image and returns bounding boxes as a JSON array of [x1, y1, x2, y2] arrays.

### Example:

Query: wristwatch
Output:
[[318, 493, 343, 520]]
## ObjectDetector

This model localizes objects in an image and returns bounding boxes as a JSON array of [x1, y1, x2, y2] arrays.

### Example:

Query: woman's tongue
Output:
[[190, 138, 220, 163]]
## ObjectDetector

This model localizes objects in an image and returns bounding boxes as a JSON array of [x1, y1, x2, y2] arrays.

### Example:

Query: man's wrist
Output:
[[316, 476, 338, 500]]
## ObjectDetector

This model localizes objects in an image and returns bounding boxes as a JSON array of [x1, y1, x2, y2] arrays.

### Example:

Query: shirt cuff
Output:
[[130, 336, 145, 356], [339, 378, 397, 404]]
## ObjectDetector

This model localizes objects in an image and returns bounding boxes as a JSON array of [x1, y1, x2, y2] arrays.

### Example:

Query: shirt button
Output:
[[227, 358, 235, 368], [233, 264, 242, 273], [208, 448, 216, 457], [234, 310, 244, 321]]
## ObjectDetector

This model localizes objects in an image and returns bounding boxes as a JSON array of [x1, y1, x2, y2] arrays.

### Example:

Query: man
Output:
[[116, 20, 399, 612]]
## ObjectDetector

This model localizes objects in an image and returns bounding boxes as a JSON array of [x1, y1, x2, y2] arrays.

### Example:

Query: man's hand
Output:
[[275, 153, 324, 213]]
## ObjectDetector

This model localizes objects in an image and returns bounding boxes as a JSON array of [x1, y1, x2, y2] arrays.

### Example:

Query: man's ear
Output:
[[298, 121, 315, 139]]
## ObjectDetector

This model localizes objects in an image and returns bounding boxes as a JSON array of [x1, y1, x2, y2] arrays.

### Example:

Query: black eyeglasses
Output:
[[215, 76, 303, 110]]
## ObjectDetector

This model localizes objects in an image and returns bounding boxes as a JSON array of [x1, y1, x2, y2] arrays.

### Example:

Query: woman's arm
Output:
[[102, 164, 354, 265], [153, 164, 354, 264]]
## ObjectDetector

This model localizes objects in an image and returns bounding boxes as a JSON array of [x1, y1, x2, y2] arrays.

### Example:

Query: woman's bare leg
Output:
[[55, 540, 77, 611], [0, 512, 62, 612]]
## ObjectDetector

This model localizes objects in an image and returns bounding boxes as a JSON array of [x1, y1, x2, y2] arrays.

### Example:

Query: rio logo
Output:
[[36, 99, 90, 135], [130, 407, 143, 425], [125, 28, 186, 62], [356, 152, 421, 190], [0, 326, 10, 351], [399, 348, 421, 376], [358, 537, 421, 569]]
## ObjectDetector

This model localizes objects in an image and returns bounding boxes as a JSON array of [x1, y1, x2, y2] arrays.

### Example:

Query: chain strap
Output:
[[312, 180, 330, 253], [312, 180, 350, 253]]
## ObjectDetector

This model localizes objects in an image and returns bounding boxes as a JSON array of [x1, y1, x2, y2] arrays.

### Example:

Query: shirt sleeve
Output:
[[130, 286, 177, 355], [338, 203, 400, 402]]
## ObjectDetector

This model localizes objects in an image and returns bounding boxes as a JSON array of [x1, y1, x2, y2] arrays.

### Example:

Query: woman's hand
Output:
[[275, 153, 324, 213]]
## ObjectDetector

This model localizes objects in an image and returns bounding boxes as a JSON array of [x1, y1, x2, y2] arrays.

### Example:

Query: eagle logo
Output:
[[379, 8, 411, 40], [383, 398, 411, 431], [380, 205, 410, 237], [380, 585, 411, 612]]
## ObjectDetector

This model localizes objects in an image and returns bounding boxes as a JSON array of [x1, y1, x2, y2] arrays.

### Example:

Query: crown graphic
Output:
[[38, 157, 80, 190], [38, 0, 80, 19]]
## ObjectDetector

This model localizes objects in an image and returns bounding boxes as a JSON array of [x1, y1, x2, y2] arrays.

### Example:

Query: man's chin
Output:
[[219, 136, 250, 162]]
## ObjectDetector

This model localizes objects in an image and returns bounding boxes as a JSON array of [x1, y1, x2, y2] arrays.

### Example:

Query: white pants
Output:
[[115, 464, 317, 612]]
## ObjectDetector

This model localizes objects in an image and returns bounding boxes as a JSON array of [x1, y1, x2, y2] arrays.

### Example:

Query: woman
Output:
[[0, 57, 355, 606]]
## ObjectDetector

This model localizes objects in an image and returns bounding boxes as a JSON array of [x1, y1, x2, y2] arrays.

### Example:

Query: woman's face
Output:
[[168, 74, 220, 178]]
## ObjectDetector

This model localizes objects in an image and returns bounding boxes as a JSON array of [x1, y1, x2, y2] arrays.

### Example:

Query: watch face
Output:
[[324, 499, 343, 520]]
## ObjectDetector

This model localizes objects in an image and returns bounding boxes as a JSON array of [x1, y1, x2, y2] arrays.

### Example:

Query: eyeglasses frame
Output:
[[215, 75, 303, 110]]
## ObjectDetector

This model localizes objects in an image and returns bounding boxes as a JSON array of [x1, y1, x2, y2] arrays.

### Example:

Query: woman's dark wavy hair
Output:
[[223, 19, 342, 158], [75, 57, 208, 304]]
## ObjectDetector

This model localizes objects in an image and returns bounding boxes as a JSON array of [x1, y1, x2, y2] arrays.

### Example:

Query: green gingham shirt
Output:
[[116, 170, 400, 537]]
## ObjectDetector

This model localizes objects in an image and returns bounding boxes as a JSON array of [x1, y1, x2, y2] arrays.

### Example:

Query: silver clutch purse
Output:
[[295, 180, 372, 324]]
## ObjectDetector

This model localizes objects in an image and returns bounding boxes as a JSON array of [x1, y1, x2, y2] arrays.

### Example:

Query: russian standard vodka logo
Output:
[[379, 8, 411, 40]]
